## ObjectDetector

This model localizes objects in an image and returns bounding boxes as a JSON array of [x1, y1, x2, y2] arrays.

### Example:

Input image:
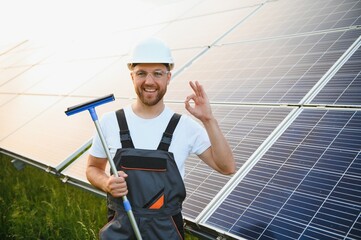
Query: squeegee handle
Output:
[[93, 119, 118, 176], [64, 95, 142, 240], [93, 118, 143, 240]]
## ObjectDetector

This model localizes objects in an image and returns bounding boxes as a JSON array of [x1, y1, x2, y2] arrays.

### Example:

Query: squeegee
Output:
[[65, 94, 142, 240]]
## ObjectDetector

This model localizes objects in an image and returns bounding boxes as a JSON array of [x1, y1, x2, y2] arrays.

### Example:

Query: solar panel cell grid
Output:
[[331, 166, 361, 205], [0, 66, 33, 86], [263, 217, 304, 239], [314, 149, 357, 173], [312, 46, 361, 105], [0, 42, 52, 68], [349, 218, 361, 239], [0, 94, 15, 106], [219, 0, 361, 43], [302, 229, 346, 240], [306, 201, 360, 237], [346, 153, 361, 177], [205, 109, 361, 239], [25, 58, 117, 96], [0, 41, 24, 55], [278, 193, 323, 223], [156, 8, 255, 49], [169, 30, 360, 104], [180, 0, 262, 18], [0, 95, 60, 141]]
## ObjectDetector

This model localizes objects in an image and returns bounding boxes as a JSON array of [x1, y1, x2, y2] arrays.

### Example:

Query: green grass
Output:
[[0, 153, 106, 239], [0, 153, 199, 239]]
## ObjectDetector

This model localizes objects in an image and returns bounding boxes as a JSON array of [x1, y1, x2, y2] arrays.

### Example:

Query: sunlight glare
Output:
[[0, 0, 152, 44]]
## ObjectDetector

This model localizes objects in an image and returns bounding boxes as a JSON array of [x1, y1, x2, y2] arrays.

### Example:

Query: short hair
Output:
[[129, 63, 170, 71]]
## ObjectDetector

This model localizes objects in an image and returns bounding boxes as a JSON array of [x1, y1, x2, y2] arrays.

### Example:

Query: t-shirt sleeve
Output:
[[185, 115, 211, 155], [88, 129, 106, 158]]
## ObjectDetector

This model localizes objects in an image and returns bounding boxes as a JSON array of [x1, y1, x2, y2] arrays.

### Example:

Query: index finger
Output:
[[189, 81, 203, 97], [189, 81, 197, 93]]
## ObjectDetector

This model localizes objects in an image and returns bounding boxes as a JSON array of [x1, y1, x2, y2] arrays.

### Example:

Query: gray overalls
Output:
[[100, 109, 186, 240]]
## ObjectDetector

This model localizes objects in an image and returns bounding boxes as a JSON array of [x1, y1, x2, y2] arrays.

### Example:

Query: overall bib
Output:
[[100, 109, 186, 240]]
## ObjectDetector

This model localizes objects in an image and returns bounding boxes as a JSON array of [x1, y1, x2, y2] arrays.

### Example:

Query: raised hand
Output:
[[185, 81, 213, 122]]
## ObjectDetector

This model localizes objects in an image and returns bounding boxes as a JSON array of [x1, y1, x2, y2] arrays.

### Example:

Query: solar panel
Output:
[[0, 41, 26, 55], [24, 58, 117, 96], [0, 94, 15, 106], [0, 94, 60, 142], [0, 42, 53, 87], [123, 0, 201, 29], [167, 29, 361, 104], [220, 0, 361, 43], [0, 96, 126, 169], [311, 44, 361, 106], [69, 57, 134, 98], [203, 109, 361, 239], [0, 65, 34, 86], [0, 64, 55, 94], [0, 41, 53, 68], [155, 7, 257, 49], [180, 0, 263, 18]]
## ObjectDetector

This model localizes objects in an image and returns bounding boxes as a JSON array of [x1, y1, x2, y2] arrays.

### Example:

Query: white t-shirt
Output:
[[89, 105, 211, 178]]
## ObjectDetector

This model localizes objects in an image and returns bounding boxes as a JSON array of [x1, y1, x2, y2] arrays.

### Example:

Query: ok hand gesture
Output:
[[185, 81, 213, 123]]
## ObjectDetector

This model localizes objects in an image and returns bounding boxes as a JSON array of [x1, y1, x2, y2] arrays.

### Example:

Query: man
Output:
[[86, 37, 235, 239]]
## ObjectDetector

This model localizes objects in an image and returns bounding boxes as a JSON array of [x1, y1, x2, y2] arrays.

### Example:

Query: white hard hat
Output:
[[127, 37, 174, 70]]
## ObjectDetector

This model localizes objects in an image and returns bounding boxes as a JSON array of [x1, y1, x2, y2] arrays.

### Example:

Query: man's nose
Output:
[[144, 72, 155, 81]]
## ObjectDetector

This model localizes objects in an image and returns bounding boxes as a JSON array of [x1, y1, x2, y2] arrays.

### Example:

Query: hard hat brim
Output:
[[127, 63, 174, 71]]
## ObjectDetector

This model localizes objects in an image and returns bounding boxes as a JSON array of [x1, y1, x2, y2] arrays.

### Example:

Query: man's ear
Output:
[[167, 72, 172, 85]]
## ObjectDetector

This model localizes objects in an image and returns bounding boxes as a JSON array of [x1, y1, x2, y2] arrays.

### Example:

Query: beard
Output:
[[135, 85, 167, 106]]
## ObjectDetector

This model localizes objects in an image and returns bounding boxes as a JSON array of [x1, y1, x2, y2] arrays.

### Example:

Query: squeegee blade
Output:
[[65, 94, 115, 116]]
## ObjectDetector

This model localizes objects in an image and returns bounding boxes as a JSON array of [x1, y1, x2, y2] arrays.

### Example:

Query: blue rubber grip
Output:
[[123, 199, 132, 212], [89, 108, 98, 121]]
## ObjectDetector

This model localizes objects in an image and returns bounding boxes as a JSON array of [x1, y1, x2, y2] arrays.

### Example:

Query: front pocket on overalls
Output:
[[143, 188, 165, 209], [120, 153, 168, 210]]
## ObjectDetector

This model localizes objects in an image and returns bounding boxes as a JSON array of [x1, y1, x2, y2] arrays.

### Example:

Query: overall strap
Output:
[[116, 109, 134, 148], [157, 113, 182, 151]]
